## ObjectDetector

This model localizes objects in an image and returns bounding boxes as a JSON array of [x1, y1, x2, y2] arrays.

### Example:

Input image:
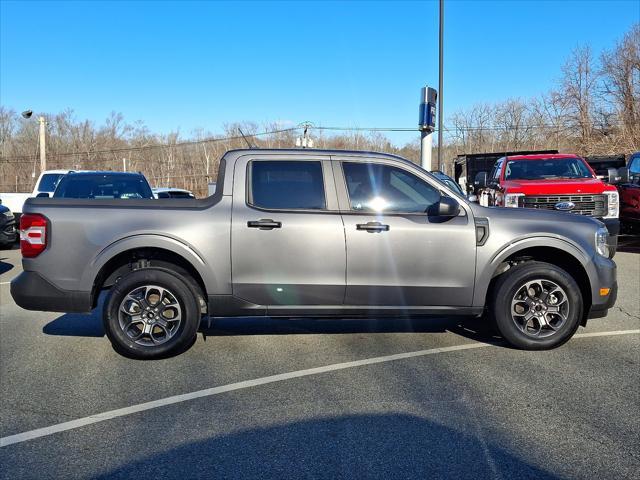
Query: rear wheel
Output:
[[104, 267, 201, 359], [490, 261, 583, 350]]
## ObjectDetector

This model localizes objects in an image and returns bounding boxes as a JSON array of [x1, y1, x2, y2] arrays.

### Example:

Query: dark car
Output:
[[0, 203, 17, 248], [619, 152, 640, 233], [52, 172, 154, 199]]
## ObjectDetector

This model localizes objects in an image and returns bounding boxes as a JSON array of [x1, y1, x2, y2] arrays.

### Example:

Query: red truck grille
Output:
[[518, 195, 607, 217]]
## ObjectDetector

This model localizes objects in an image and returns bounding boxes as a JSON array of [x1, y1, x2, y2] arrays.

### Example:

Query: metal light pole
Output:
[[22, 110, 47, 173], [38, 116, 47, 172], [437, 0, 444, 171]]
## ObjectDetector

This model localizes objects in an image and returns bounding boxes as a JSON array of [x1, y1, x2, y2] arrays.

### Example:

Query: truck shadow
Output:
[[42, 293, 106, 337], [88, 414, 557, 480], [43, 310, 105, 337], [0, 258, 13, 275], [202, 315, 503, 346], [43, 310, 502, 347]]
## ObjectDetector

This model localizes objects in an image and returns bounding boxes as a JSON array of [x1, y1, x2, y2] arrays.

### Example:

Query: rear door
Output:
[[231, 154, 346, 309], [333, 156, 477, 307]]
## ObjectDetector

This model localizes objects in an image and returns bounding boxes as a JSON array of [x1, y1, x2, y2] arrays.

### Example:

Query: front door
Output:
[[231, 155, 346, 309], [333, 157, 477, 307]]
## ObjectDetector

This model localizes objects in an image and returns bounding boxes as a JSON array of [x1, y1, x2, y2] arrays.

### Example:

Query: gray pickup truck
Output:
[[11, 149, 617, 359]]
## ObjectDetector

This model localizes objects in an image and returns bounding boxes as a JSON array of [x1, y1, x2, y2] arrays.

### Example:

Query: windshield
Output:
[[54, 174, 154, 199], [430, 172, 464, 196], [37, 173, 65, 193], [504, 158, 594, 180]]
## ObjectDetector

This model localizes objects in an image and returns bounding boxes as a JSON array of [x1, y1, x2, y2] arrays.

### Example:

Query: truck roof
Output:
[[65, 171, 145, 176], [505, 153, 581, 161], [223, 148, 414, 166]]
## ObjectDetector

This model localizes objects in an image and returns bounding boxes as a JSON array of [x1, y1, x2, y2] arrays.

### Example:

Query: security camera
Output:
[[21, 110, 33, 119]]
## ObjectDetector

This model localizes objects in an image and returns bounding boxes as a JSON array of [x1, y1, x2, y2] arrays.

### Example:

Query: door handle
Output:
[[356, 222, 390, 232], [247, 219, 282, 230]]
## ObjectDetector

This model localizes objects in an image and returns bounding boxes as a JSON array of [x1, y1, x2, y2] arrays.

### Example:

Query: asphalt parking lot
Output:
[[1, 239, 639, 479]]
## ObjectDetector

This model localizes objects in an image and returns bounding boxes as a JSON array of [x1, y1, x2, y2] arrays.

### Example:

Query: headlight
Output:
[[504, 193, 524, 208], [2, 211, 14, 219], [604, 190, 619, 218], [595, 227, 609, 257]]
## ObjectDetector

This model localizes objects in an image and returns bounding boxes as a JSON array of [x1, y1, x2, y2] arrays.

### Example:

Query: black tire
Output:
[[489, 261, 583, 350], [103, 267, 201, 359]]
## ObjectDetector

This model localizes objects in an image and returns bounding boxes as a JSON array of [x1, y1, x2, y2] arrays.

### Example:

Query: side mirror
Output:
[[437, 196, 460, 217], [607, 167, 628, 185], [36, 192, 50, 198], [474, 172, 488, 189], [616, 167, 628, 184]]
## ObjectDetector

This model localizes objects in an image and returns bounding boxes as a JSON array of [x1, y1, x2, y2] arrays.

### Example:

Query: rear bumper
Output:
[[10, 271, 91, 313]]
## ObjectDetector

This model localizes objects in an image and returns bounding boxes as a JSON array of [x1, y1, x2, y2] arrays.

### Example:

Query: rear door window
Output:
[[249, 161, 326, 210]]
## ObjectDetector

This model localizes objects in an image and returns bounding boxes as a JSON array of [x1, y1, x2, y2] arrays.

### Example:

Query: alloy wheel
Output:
[[118, 285, 182, 346], [510, 279, 569, 338]]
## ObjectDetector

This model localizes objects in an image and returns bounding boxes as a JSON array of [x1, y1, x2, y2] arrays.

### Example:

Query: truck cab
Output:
[[475, 154, 620, 256]]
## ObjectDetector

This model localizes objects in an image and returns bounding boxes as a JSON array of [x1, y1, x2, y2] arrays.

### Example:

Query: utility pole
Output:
[[296, 123, 314, 148], [122, 158, 127, 172], [38, 116, 47, 172], [437, 0, 444, 171]]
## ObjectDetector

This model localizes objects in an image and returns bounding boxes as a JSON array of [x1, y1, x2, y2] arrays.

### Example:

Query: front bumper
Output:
[[10, 271, 92, 313], [586, 253, 618, 320]]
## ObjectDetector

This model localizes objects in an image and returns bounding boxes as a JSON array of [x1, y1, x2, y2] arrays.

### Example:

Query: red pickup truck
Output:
[[474, 153, 621, 256]]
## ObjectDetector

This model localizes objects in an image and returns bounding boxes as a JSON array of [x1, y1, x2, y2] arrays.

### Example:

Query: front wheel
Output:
[[103, 267, 201, 359], [490, 261, 583, 350]]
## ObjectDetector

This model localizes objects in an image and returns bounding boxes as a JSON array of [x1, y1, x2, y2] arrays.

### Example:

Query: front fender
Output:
[[82, 234, 212, 293], [473, 235, 591, 306]]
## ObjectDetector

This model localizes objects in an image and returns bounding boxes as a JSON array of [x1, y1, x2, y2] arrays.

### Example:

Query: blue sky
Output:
[[1, 0, 638, 145]]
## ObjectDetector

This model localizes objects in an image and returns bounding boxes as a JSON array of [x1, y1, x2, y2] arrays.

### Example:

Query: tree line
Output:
[[1, 24, 637, 197]]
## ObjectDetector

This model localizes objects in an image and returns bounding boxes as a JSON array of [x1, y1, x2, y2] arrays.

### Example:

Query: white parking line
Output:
[[1, 329, 638, 448]]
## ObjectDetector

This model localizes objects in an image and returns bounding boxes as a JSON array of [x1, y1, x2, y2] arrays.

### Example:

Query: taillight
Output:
[[20, 213, 48, 258]]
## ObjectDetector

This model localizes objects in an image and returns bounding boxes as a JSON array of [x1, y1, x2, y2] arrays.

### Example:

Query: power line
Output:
[[0, 122, 628, 164], [0, 127, 301, 163]]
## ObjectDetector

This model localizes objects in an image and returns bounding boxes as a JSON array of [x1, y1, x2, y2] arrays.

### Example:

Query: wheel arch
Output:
[[85, 236, 209, 309], [480, 242, 592, 325]]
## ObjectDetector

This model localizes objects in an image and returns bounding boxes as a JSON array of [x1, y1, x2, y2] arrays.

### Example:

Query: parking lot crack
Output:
[[612, 306, 640, 321]]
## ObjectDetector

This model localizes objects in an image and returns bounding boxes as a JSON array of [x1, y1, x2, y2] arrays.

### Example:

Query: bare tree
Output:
[[600, 23, 640, 150]]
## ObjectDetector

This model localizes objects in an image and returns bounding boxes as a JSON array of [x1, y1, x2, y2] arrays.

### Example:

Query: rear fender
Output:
[[82, 234, 211, 294]]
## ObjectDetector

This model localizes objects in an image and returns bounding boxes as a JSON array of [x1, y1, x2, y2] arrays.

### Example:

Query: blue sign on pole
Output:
[[419, 87, 438, 132]]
